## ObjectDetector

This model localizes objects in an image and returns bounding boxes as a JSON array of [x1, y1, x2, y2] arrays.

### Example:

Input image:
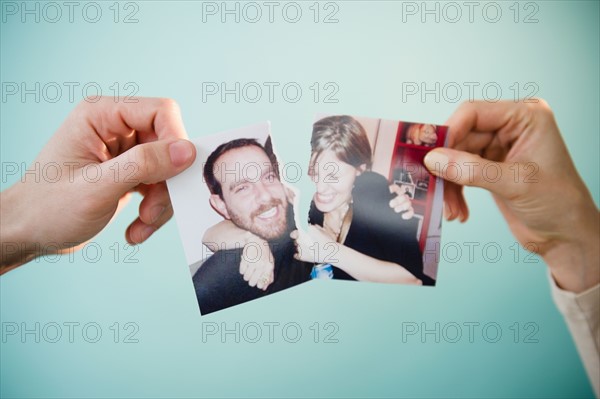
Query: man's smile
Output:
[[255, 205, 280, 220]]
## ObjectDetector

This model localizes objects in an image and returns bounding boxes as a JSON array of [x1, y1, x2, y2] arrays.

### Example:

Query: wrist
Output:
[[244, 231, 265, 246], [321, 242, 341, 265], [0, 184, 41, 273], [543, 204, 599, 293]]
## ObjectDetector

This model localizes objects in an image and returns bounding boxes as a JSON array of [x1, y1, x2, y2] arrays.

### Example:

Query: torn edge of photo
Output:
[[306, 114, 447, 286], [167, 122, 310, 315], [167, 117, 447, 315]]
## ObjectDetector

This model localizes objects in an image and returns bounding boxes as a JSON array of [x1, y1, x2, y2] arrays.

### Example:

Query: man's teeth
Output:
[[258, 207, 277, 218]]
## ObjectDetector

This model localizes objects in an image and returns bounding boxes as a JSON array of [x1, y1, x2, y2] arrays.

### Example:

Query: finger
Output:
[[389, 195, 411, 212], [401, 207, 415, 220], [152, 205, 174, 230], [243, 260, 259, 283], [99, 138, 196, 198], [443, 183, 458, 222], [257, 273, 269, 290], [456, 185, 470, 222], [453, 131, 495, 155], [443, 182, 469, 222], [126, 217, 156, 244], [389, 190, 410, 206], [388, 188, 416, 218], [239, 258, 248, 275], [248, 268, 262, 287], [290, 230, 299, 240], [138, 182, 172, 225], [267, 272, 274, 289], [125, 206, 174, 245], [423, 148, 523, 199], [261, 272, 274, 291], [444, 100, 529, 148], [70, 97, 190, 159], [243, 267, 253, 282]]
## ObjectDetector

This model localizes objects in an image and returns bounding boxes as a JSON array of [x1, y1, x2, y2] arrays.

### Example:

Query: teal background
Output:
[[1, 1, 598, 398]]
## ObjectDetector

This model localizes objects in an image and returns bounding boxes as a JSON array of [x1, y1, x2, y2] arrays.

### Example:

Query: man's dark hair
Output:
[[203, 137, 280, 198]]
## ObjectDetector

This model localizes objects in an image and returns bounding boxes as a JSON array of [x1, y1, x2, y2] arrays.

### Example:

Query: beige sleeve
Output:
[[550, 274, 599, 397]]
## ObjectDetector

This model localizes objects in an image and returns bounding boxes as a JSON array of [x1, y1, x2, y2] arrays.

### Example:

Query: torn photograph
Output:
[[167, 122, 311, 315], [297, 114, 447, 286], [168, 116, 447, 315]]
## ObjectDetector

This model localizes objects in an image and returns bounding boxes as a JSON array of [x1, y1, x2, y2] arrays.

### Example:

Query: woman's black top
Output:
[[308, 171, 435, 285]]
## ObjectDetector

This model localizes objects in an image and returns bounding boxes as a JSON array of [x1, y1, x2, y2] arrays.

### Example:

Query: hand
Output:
[[240, 236, 274, 291], [1, 97, 197, 274], [389, 184, 415, 219], [284, 185, 297, 204], [291, 225, 338, 264], [424, 100, 599, 293]]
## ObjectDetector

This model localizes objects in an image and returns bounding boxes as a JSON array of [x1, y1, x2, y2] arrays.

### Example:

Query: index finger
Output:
[[445, 100, 534, 149], [67, 97, 189, 161]]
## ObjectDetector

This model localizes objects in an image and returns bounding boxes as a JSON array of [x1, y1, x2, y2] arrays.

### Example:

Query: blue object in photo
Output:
[[311, 263, 334, 279]]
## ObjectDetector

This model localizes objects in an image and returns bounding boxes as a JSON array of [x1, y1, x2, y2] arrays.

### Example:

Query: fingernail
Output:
[[169, 140, 194, 168], [424, 150, 448, 174], [444, 203, 453, 220], [140, 225, 156, 242], [150, 205, 165, 223]]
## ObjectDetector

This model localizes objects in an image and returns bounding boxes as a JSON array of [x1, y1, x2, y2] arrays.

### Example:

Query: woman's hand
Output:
[[291, 225, 339, 264], [424, 100, 599, 293], [291, 225, 422, 285], [240, 235, 274, 291]]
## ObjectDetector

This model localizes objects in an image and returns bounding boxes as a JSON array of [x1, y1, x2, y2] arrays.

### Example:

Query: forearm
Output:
[[202, 220, 255, 251], [325, 243, 422, 285]]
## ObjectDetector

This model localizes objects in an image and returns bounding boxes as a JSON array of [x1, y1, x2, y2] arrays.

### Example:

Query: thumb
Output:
[[307, 224, 325, 239], [292, 227, 312, 247], [100, 139, 196, 197], [423, 148, 522, 198]]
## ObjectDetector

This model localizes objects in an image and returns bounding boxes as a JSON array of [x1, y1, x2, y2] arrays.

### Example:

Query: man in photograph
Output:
[[192, 138, 312, 314]]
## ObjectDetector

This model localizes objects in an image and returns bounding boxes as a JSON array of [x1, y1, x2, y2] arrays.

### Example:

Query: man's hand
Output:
[[389, 184, 415, 219], [424, 100, 599, 293], [0, 97, 196, 274], [240, 236, 274, 291]]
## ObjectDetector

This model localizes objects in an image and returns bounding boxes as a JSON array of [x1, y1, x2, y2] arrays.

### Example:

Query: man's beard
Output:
[[227, 199, 290, 241]]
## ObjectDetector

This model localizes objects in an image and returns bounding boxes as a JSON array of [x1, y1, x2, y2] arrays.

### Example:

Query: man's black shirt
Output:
[[193, 205, 312, 314]]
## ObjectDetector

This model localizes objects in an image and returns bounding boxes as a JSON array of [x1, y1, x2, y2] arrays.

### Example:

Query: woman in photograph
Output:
[[203, 116, 435, 287], [296, 115, 434, 285]]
